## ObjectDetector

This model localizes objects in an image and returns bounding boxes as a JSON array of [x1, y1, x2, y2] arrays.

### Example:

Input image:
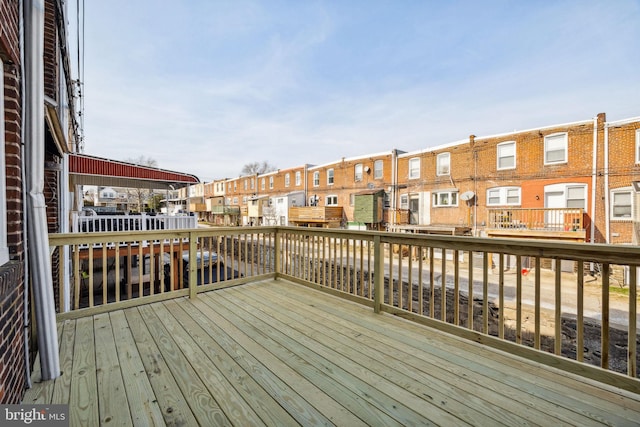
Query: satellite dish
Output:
[[460, 191, 475, 201]]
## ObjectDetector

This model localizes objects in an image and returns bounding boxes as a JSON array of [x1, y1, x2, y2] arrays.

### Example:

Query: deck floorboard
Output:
[[23, 279, 640, 426]]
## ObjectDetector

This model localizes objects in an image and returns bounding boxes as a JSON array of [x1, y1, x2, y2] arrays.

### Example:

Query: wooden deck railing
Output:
[[487, 208, 584, 231], [49, 226, 640, 391]]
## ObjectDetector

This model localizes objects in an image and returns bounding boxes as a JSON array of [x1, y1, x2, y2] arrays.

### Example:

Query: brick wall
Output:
[[1, 0, 26, 404]]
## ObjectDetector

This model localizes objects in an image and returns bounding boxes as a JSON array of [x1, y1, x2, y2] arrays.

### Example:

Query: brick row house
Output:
[[197, 113, 639, 246], [1, 0, 81, 403]]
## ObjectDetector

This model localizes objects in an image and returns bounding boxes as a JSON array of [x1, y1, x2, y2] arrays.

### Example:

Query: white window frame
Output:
[[408, 158, 420, 179], [269, 176, 274, 189], [374, 160, 383, 179], [486, 186, 521, 206], [436, 153, 450, 176], [497, 141, 516, 170], [285, 173, 290, 187], [295, 171, 301, 186], [636, 129, 640, 164], [0, 58, 8, 265], [433, 191, 458, 207], [544, 132, 568, 165], [261, 178, 265, 190], [400, 194, 409, 210], [327, 168, 334, 185], [354, 163, 363, 182], [611, 187, 633, 220], [244, 180, 248, 190], [326, 195, 338, 206], [313, 171, 320, 187]]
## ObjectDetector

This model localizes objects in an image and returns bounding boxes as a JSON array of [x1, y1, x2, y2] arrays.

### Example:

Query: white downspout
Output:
[[24, 0, 60, 380], [391, 149, 397, 226], [590, 116, 598, 245], [604, 122, 610, 243]]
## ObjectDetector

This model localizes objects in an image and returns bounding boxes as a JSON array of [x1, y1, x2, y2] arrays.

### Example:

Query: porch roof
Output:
[[69, 153, 200, 190]]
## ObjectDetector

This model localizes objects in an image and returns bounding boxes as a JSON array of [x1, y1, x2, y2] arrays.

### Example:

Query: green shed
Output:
[[353, 189, 385, 225]]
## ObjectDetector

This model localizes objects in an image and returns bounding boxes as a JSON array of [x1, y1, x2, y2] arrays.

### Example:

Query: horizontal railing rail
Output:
[[48, 226, 639, 391]]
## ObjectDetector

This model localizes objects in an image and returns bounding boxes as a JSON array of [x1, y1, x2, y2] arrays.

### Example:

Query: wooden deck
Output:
[[24, 279, 640, 426]]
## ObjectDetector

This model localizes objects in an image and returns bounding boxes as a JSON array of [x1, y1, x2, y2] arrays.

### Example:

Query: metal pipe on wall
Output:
[[23, 0, 60, 380]]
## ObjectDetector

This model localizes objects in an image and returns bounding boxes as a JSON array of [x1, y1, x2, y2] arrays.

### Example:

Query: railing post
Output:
[[274, 228, 281, 278], [188, 230, 197, 299], [374, 235, 383, 314]]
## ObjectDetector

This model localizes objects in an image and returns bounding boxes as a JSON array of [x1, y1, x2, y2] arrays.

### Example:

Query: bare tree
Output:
[[241, 161, 277, 175], [125, 156, 159, 212]]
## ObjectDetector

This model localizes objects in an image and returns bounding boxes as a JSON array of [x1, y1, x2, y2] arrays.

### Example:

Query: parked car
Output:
[[163, 250, 240, 290]]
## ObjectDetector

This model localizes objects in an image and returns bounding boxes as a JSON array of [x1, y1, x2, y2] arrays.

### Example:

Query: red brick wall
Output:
[[0, 0, 26, 404]]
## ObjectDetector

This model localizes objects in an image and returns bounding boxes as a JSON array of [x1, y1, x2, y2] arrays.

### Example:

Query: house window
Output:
[[437, 153, 450, 176], [354, 164, 363, 182], [327, 168, 334, 185], [486, 187, 521, 206], [433, 191, 458, 207], [384, 192, 390, 208], [295, 171, 301, 186], [350, 193, 355, 206], [269, 176, 274, 189], [326, 195, 338, 206], [244, 180, 248, 190], [285, 173, 290, 187], [544, 133, 568, 165], [636, 129, 640, 164], [0, 58, 8, 265], [566, 185, 585, 208], [234, 182, 237, 191], [611, 188, 632, 219], [251, 178, 254, 190], [313, 171, 320, 187], [400, 194, 409, 210], [233, 197, 238, 205], [261, 178, 265, 190], [409, 158, 420, 179], [374, 160, 383, 179], [497, 141, 516, 170]]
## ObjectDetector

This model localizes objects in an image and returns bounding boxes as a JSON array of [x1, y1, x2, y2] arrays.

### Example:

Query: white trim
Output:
[[610, 187, 633, 220], [486, 186, 521, 206], [327, 168, 334, 185], [496, 141, 516, 170], [433, 190, 458, 207], [0, 57, 8, 265], [374, 159, 383, 179], [605, 116, 640, 127], [636, 129, 640, 164], [308, 150, 400, 170], [326, 194, 338, 206], [408, 157, 420, 179], [473, 118, 592, 142], [312, 171, 320, 187], [544, 132, 568, 165], [436, 152, 450, 176]]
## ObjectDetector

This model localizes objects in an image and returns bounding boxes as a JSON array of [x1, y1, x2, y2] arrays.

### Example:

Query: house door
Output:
[[544, 191, 565, 229], [409, 195, 420, 225]]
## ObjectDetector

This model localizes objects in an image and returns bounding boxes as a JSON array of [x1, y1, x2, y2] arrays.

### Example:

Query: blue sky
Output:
[[73, 0, 640, 182]]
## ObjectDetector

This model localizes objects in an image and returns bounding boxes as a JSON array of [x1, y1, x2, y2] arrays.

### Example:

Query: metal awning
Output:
[[69, 153, 200, 189]]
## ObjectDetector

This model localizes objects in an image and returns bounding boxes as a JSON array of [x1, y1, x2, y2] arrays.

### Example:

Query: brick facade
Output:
[[0, 0, 26, 404]]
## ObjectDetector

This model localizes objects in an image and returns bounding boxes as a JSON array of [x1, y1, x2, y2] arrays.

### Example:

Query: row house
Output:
[[199, 113, 639, 247], [298, 151, 401, 229]]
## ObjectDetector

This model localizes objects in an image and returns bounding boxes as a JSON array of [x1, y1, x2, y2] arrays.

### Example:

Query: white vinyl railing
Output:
[[72, 213, 198, 234]]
